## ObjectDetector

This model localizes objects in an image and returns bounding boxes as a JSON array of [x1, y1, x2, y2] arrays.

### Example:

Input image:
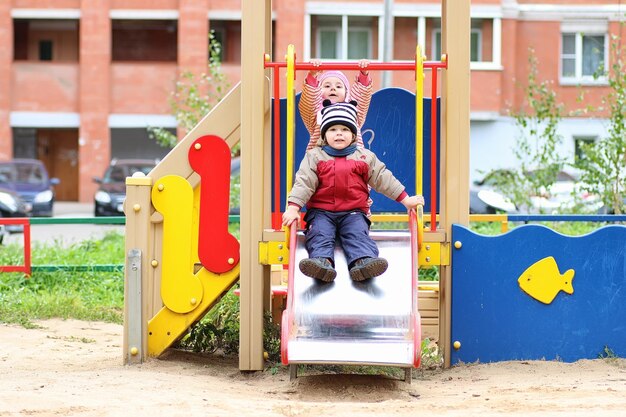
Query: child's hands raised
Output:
[[309, 59, 322, 78], [358, 59, 370, 76], [400, 195, 425, 210], [282, 205, 301, 227]]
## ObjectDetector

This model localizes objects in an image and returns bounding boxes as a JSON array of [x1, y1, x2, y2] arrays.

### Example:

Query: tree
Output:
[[148, 31, 230, 148], [574, 34, 626, 214], [487, 51, 568, 213]]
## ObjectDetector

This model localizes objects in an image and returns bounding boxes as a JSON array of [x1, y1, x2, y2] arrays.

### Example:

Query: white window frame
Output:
[[559, 30, 608, 86], [432, 28, 482, 62], [431, 17, 501, 70], [304, 3, 502, 70], [310, 14, 374, 61]]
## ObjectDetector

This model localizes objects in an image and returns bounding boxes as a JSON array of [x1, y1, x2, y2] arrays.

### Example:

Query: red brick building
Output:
[[1, 1, 623, 201]]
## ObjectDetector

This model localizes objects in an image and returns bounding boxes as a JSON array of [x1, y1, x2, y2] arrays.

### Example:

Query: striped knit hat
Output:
[[320, 99, 358, 139]]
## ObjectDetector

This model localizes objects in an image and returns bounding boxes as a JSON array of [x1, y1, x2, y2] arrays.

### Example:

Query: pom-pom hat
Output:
[[318, 71, 351, 101], [320, 99, 358, 139]]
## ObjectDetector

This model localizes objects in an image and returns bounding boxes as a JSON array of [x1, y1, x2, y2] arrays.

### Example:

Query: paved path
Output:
[[4, 202, 124, 246]]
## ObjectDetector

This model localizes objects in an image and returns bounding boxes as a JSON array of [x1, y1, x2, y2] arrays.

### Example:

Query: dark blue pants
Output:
[[303, 209, 378, 267]]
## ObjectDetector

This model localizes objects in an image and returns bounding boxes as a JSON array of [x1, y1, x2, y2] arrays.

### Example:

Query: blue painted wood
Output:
[[451, 224, 626, 363], [272, 88, 440, 213], [508, 214, 626, 222]]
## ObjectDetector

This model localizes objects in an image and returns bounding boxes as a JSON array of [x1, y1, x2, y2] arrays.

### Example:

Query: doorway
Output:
[[37, 129, 79, 201]]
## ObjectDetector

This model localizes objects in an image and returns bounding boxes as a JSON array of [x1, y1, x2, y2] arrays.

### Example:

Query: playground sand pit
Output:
[[1, 319, 625, 416]]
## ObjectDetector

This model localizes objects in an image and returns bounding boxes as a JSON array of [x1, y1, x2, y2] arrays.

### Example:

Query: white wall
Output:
[[469, 116, 610, 183]]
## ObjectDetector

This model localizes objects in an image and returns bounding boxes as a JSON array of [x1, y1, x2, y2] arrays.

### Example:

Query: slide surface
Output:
[[283, 230, 420, 366]]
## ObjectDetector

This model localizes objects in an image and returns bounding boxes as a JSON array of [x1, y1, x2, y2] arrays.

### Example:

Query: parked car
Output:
[[527, 170, 602, 214], [471, 169, 603, 214], [0, 159, 59, 217], [93, 159, 157, 216], [0, 185, 32, 238], [470, 170, 517, 214]]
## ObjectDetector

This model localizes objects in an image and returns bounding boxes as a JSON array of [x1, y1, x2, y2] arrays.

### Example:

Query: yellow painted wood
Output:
[[517, 256, 575, 304], [151, 175, 203, 314], [191, 185, 201, 265], [147, 264, 240, 357], [126, 176, 152, 186], [370, 213, 439, 223], [258, 241, 289, 265], [286, 44, 296, 196], [416, 45, 424, 196], [418, 242, 443, 266]]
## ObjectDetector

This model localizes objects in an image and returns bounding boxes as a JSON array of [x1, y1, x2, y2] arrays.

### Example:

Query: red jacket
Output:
[[287, 147, 408, 213]]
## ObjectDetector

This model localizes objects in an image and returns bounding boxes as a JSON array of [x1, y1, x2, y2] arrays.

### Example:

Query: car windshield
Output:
[[0, 165, 14, 184], [0, 162, 46, 185], [103, 164, 154, 183]]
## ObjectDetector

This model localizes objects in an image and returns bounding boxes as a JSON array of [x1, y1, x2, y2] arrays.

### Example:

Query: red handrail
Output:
[[264, 61, 447, 71], [264, 57, 448, 232], [0, 218, 31, 275]]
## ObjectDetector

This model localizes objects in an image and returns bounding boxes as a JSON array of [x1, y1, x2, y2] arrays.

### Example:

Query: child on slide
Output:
[[283, 100, 424, 282]]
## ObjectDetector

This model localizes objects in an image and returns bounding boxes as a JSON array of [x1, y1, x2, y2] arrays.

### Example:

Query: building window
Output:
[[111, 20, 177, 62], [433, 29, 481, 62], [432, 19, 482, 62], [574, 137, 596, 162], [208, 20, 241, 64], [561, 33, 607, 83], [38, 40, 53, 61], [429, 17, 500, 69], [13, 19, 79, 62], [311, 15, 376, 60]]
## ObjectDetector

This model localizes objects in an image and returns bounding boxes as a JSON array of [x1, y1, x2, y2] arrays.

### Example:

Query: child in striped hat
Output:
[[283, 101, 424, 282]]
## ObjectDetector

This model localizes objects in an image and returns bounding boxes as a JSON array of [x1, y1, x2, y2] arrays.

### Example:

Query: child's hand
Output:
[[282, 205, 301, 227], [400, 195, 425, 210], [358, 59, 370, 75], [309, 59, 322, 78]]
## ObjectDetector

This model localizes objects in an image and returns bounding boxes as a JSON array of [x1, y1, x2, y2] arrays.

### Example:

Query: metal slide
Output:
[[281, 214, 421, 380]]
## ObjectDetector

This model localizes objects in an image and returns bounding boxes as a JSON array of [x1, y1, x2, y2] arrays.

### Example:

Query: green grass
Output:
[[470, 220, 608, 236], [0, 219, 616, 366], [0, 231, 125, 327]]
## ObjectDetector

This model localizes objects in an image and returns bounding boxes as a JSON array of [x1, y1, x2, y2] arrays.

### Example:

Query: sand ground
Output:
[[1, 319, 625, 417]]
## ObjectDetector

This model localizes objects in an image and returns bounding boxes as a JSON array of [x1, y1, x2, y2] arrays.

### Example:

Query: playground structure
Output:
[[123, 0, 625, 372], [123, 0, 470, 370]]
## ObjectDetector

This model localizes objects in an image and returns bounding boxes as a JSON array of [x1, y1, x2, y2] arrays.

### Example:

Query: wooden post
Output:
[[239, 0, 272, 371], [440, 0, 471, 368], [123, 175, 152, 363]]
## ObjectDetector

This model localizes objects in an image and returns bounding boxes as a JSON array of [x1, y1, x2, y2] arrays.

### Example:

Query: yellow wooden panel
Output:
[[419, 242, 443, 266], [147, 265, 240, 357], [151, 175, 203, 314], [258, 241, 289, 265]]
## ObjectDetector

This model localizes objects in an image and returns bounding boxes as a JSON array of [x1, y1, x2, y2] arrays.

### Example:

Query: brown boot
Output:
[[349, 257, 388, 281], [299, 258, 337, 282]]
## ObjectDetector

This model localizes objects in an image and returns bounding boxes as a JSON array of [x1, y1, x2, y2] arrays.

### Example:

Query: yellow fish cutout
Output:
[[517, 256, 575, 304]]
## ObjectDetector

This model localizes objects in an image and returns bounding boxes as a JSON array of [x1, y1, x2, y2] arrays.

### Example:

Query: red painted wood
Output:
[[188, 135, 240, 273], [0, 218, 31, 275]]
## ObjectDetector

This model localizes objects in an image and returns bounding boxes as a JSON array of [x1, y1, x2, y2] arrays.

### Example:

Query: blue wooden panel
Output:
[[451, 224, 626, 364], [271, 88, 440, 213]]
